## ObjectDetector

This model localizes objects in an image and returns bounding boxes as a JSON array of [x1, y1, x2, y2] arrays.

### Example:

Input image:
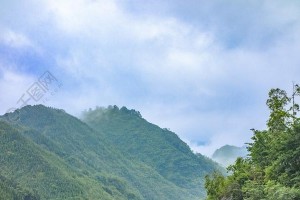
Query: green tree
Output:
[[205, 85, 300, 200]]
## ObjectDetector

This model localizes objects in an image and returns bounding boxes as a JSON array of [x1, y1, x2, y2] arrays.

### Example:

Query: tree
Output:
[[205, 85, 300, 200]]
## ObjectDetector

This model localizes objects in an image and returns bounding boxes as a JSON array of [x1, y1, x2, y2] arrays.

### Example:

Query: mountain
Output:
[[212, 145, 248, 167], [0, 110, 133, 200], [82, 106, 224, 197], [0, 105, 223, 200]]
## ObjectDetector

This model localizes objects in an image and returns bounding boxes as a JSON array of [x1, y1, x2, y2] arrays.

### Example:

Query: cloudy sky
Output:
[[1, 0, 300, 156]]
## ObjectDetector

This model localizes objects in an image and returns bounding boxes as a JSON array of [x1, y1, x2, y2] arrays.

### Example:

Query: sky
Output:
[[1, 0, 300, 156]]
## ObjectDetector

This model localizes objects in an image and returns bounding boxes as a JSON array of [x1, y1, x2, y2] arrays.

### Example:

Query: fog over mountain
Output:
[[212, 145, 248, 167]]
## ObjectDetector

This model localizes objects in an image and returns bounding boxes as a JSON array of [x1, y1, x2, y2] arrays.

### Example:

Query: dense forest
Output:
[[205, 87, 300, 199], [0, 105, 222, 200]]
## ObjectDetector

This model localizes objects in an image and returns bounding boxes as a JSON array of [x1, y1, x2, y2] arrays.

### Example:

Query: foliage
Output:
[[205, 86, 300, 200]]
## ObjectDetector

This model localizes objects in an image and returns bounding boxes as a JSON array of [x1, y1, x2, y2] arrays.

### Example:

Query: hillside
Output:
[[0, 118, 126, 200], [212, 145, 248, 167], [82, 106, 223, 197], [0, 105, 223, 200]]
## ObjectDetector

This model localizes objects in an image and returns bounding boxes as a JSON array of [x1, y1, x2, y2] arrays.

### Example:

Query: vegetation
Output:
[[205, 86, 300, 200], [0, 104, 222, 199], [0, 120, 114, 200]]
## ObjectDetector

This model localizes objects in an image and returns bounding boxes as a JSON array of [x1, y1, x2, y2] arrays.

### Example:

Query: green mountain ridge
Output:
[[82, 106, 223, 196], [0, 105, 223, 200]]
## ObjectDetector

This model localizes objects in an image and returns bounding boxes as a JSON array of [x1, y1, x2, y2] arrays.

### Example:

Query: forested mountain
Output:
[[212, 145, 248, 167], [0, 105, 222, 200], [205, 87, 300, 200], [82, 106, 223, 197]]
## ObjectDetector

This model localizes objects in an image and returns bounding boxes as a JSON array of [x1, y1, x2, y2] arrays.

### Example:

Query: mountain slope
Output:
[[0, 173, 39, 200], [83, 106, 223, 198], [0, 105, 220, 200], [212, 145, 248, 167], [0, 120, 117, 200]]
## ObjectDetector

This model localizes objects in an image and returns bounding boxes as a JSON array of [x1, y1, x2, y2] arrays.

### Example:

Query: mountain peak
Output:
[[3, 104, 65, 118], [83, 105, 143, 121]]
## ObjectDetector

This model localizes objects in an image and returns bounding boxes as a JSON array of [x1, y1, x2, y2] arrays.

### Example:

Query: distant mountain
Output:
[[0, 105, 223, 200], [212, 145, 248, 167]]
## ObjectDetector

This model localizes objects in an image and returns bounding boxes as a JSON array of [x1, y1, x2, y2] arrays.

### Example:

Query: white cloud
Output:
[[0, 29, 33, 49], [0, 66, 35, 114], [39, 0, 300, 156], [43, 0, 123, 36], [1, 0, 300, 157]]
